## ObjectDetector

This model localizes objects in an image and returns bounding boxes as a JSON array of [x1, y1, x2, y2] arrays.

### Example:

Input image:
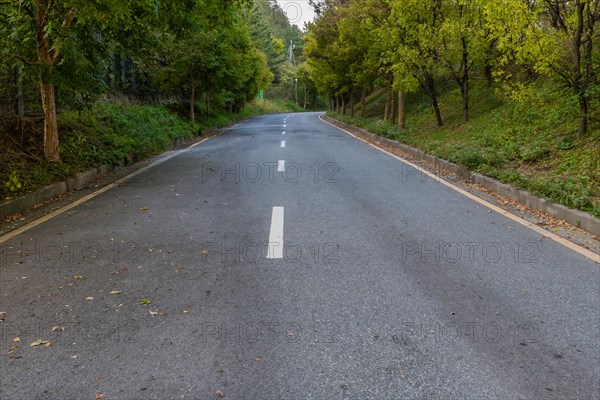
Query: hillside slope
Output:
[[332, 81, 600, 218]]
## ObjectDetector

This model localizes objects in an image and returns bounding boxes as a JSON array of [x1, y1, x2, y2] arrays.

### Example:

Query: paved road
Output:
[[1, 112, 599, 399]]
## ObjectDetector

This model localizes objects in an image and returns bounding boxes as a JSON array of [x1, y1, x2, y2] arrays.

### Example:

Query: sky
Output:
[[276, 0, 316, 30]]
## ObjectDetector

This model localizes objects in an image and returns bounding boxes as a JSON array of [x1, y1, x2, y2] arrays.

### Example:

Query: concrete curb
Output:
[[325, 116, 600, 237], [0, 132, 211, 220]]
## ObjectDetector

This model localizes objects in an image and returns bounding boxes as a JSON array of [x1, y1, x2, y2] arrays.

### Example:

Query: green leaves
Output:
[[5, 172, 22, 193]]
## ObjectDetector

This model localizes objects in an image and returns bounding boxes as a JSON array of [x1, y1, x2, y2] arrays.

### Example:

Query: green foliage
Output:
[[0, 97, 300, 199], [5, 172, 23, 193], [306, 0, 599, 133], [328, 78, 600, 218]]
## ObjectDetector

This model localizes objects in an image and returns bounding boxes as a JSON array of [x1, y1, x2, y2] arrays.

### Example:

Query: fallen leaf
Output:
[[182, 309, 190, 315], [109, 290, 122, 295], [51, 326, 65, 332], [71, 355, 78, 359], [139, 207, 149, 212], [149, 310, 158, 316], [8, 354, 22, 360], [30, 340, 51, 347], [254, 355, 264, 361], [13, 337, 20, 342], [73, 275, 84, 279], [86, 296, 94, 301], [96, 394, 105, 399], [139, 299, 152, 305], [215, 390, 224, 398], [0, 311, 6, 321], [201, 249, 209, 254]]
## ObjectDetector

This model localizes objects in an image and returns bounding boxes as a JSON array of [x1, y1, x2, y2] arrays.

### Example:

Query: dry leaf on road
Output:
[[30, 340, 51, 348]]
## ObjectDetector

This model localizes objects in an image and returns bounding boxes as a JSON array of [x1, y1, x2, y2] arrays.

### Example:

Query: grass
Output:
[[1, 98, 299, 201], [328, 80, 600, 219]]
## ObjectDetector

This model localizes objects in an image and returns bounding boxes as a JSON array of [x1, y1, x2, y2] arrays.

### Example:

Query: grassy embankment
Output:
[[328, 81, 600, 219], [1, 98, 301, 201]]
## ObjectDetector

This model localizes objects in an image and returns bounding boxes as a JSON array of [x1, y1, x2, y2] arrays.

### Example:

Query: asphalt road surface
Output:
[[1, 112, 599, 399]]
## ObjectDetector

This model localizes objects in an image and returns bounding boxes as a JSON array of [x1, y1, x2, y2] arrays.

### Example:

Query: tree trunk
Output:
[[384, 76, 392, 121], [342, 95, 346, 115], [391, 90, 396, 125], [14, 65, 24, 116], [303, 84, 307, 110], [574, 0, 586, 137], [424, 72, 443, 126], [484, 40, 496, 87], [35, 0, 60, 161], [350, 87, 354, 117], [398, 91, 405, 129], [360, 86, 366, 118], [461, 38, 469, 122], [432, 96, 443, 127], [189, 75, 196, 123], [120, 52, 127, 87], [462, 77, 469, 123], [40, 79, 59, 161], [109, 52, 116, 88]]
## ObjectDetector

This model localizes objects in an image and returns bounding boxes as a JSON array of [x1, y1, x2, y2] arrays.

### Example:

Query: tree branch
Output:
[[14, 55, 42, 65]]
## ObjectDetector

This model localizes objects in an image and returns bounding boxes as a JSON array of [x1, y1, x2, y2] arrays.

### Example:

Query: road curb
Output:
[[0, 130, 217, 220], [323, 115, 600, 237]]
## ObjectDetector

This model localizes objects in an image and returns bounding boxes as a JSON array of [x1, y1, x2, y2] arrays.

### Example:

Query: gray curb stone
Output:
[[326, 116, 599, 236], [0, 131, 205, 220]]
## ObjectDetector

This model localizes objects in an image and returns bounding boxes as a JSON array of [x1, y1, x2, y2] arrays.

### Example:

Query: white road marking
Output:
[[282, 131, 286, 135], [319, 114, 599, 263], [267, 206, 284, 259], [0, 124, 232, 244], [281, 141, 286, 148], [277, 160, 285, 171], [283, 124, 286, 128]]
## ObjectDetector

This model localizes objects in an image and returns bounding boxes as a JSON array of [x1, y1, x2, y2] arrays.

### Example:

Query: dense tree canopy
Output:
[[304, 0, 599, 135], [0, 0, 301, 160]]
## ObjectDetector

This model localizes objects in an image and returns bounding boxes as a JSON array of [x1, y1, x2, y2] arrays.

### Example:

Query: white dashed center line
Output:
[[266, 206, 284, 259], [281, 140, 286, 148], [282, 131, 286, 135]]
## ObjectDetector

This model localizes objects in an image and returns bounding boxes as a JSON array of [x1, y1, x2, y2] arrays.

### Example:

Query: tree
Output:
[[388, 0, 445, 126], [437, 0, 488, 122], [2, 0, 148, 161], [486, 0, 600, 136]]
